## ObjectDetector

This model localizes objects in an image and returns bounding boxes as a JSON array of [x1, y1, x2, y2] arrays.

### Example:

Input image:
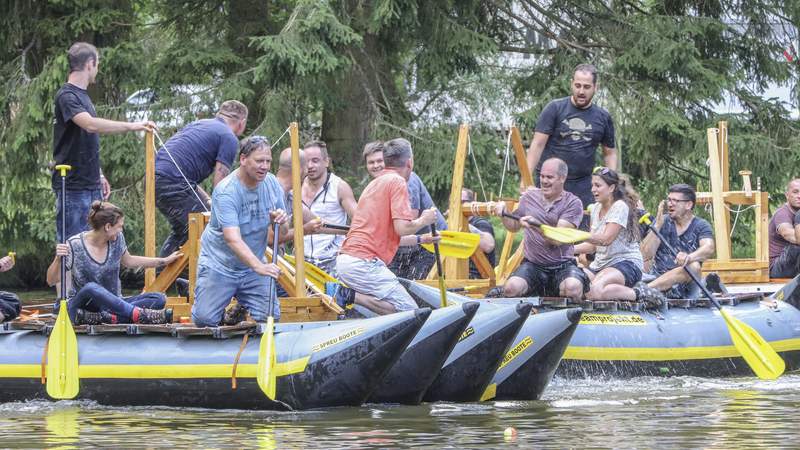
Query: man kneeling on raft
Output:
[[335, 138, 439, 315], [494, 158, 588, 302], [192, 136, 288, 327]]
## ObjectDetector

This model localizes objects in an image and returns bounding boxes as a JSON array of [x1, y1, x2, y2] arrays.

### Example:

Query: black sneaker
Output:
[[334, 286, 355, 309], [486, 286, 505, 298], [136, 308, 172, 324], [75, 309, 117, 325], [705, 272, 729, 296], [176, 278, 190, 298], [222, 302, 247, 325], [633, 282, 666, 309]]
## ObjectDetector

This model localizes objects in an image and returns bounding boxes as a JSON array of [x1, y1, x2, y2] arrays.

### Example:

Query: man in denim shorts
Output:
[[495, 158, 588, 301], [335, 138, 438, 315]]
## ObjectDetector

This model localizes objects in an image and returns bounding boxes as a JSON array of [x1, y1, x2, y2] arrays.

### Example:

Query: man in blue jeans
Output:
[[52, 42, 155, 242], [192, 136, 288, 327]]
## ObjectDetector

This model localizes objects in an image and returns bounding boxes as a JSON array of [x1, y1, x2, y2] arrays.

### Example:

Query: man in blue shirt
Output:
[[526, 63, 617, 226], [192, 136, 288, 327], [53, 42, 155, 242], [155, 100, 248, 258]]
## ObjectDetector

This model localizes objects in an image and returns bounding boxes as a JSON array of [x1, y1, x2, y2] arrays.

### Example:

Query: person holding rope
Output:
[[154, 100, 248, 260], [0, 255, 21, 323], [53, 42, 155, 243], [191, 137, 288, 327], [525, 63, 617, 228], [494, 158, 588, 301], [45, 201, 180, 325]]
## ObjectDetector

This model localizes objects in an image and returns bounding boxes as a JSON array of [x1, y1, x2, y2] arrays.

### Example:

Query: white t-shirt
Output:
[[588, 200, 643, 271]]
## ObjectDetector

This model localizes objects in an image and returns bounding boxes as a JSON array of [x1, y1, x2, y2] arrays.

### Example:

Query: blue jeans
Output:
[[155, 177, 207, 258], [55, 189, 102, 242], [192, 265, 280, 327], [54, 282, 166, 323]]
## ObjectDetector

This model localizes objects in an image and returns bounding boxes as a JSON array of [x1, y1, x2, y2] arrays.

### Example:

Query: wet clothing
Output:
[[515, 188, 584, 266], [303, 172, 348, 275], [55, 188, 103, 243], [650, 216, 713, 276], [340, 169, 414, 265], [406, 172, 447, 231], [534, 96, 616, 207], [336, 254, 418, 312], [588, 200, 643, 273], [52, 83, 100, 191], [155, 182, 207, 258], [0, 291, 21, 322], [590, 261, 642, 288], [56, 283, 165, 324], [192, 264, 280, 326], [511, 259, 589, 297], [468, 217, 496, 279], [768, 204, 800, 277]]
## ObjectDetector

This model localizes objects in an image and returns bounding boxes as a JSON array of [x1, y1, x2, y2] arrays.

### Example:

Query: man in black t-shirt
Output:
[[461, 188, 496, 279], [526, 63, 617, 224], [52, 42, 154, 242]]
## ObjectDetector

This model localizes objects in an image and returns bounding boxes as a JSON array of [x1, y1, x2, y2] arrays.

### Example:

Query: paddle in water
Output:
[[430, 224, 448, 308], [47, 164, 80, 399], [257, 220, 282, 400], [501, 212, 590, 244], [639, 213, 785, 380]]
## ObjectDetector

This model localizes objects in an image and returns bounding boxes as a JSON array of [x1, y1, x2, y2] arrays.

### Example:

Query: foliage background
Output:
[[0, 0, 797, 289]]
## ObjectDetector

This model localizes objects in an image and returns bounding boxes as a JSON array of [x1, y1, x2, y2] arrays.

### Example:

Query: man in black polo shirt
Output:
[[526, 63, 617, 227], [53, 42, 154, 242]]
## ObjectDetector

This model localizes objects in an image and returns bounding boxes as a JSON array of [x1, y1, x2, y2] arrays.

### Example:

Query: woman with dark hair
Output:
[[574, 167, 662, 306], [46, 201, 182, 324]]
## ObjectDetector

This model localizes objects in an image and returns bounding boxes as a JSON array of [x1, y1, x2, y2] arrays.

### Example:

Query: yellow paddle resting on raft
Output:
[[257, 221, 283, 400], [501, 212, 590, 244], [640, 213, 785, 380]]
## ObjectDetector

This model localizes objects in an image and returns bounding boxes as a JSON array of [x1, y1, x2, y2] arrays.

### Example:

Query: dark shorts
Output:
[[770, 244, 800, 278], [511, 259, 589, 297], [592, 261, 642, 288]]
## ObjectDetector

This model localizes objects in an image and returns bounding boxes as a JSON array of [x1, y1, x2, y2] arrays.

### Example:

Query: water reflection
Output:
[[2, 375, 800, 448]]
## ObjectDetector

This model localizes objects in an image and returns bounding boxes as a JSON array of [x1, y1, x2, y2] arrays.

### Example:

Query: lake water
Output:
[[2, 374, 798, 448]]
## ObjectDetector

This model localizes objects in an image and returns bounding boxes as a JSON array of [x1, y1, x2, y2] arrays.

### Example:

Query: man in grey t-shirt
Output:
[[495, 158, 588, 301]]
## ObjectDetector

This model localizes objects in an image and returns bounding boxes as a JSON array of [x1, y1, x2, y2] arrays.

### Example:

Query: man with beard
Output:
[[768, 179, 800, 278], [525, 64, 617, 226]]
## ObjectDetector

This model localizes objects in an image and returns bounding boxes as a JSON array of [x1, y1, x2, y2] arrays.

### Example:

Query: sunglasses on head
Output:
[[593, 166, 611, 176], [241, 135, 270, 155]]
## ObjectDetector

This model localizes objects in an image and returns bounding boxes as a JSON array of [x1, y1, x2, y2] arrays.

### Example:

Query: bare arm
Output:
[[689, 237, 715, 262], [587, 222, 622, 247], [525, 132, 550, 178], [468, 224, 495, 253], [72, 112, 153, 135], [778, 223, 798, 244], [212, 162, 230, 187], [121, 250, 181, 269], [394, 208, 438, 236], [602, 146, 618, 171], [338, 180, 359, 219]]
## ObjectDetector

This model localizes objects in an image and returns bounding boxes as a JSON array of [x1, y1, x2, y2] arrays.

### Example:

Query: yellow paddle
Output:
[[501, 212, 590, 244], [430, 225, 448, 308], [421, 230, 480, 259], [47, 164, 79, 399], [257, 221, 282, 400], [640, 213, 785, 379]]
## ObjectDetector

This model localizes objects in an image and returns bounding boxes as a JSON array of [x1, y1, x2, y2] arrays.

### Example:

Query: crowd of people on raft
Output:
[[3, 42, 800, 326]]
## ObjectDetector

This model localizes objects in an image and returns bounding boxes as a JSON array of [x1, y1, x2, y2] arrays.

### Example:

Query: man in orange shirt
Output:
[[336, 138, 439, 315]]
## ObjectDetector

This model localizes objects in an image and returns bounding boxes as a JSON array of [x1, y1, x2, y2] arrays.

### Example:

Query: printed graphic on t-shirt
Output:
[[560, 118, 592, 142]]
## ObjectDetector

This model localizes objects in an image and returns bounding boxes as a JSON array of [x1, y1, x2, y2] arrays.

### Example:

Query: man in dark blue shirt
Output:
[[53, 42, 154, 242], [526, 64, 617, 220], [641, 184, 716, 299], [154, 100, 248, 258]]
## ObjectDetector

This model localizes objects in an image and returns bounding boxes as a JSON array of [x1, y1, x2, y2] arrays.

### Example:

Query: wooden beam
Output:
[[186, 212, 207, 305], [143, 252, 188, 293], [510, 126, 533, 190], [289, 122, 306, 297], [443, 124, 470, 280], [718, 121, 729, 191], [144, 131, 156, 288], [470, 250, 495, 283], [695, 191, 760, 206], [707, 128, 731, 261], [756, 191, 769, 263]]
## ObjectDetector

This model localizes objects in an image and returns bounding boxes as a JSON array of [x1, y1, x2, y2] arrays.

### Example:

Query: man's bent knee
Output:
[[504, 277, 529, 297]]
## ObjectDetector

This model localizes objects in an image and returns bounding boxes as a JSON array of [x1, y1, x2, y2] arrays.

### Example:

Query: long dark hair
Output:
[[592, 167, 640, 242], [87, 201, 124, 231]]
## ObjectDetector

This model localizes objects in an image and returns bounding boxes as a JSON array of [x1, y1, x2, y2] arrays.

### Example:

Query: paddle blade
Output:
[[540, 225, 591, 244], [421, 231, 480, 258], [257, 317, 278, 400], [46, 300, 79, 399], [721, 309, 785, 380]]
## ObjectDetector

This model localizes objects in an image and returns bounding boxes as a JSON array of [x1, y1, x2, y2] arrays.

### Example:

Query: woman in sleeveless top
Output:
[[46, 201, 182, 325]]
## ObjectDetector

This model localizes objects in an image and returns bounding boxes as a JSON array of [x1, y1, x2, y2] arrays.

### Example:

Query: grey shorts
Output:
[[336, 254, 418, 311]]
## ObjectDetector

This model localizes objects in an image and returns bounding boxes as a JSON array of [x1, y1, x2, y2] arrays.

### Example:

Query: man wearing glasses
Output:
[[640, 184, 715, 299], [525, 63, 617, 226]]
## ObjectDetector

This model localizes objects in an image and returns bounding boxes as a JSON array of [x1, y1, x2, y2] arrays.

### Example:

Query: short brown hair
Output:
[[362, 141, 384, 160], [303, 140, 328, 159], [68, 42, 98, 73], [574, 63, 598, 84], [87, 201, 124, 230], [217, 100, 248, 122]]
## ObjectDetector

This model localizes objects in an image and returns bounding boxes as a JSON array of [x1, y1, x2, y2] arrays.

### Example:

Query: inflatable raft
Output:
[[0, 309, 430, 410], [419, 275, 800, 378]]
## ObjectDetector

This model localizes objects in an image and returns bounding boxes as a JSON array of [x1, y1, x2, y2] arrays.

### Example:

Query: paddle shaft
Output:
[[430, 224, 447, 308], [58, 167, 69, 301], [321, 222, 350, 232], [644, 223, 720, 309], [502, 211, 543, 229], [269, 221, 281, 318]]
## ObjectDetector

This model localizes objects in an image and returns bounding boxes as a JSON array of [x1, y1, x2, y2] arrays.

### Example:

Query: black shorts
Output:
[[592, 261, 642, 288], [511, 259, 589, 297]]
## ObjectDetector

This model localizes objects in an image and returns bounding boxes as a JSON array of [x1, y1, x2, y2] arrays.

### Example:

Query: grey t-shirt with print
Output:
[[588, 200, 643, 271], [65, 231, 127, 298]]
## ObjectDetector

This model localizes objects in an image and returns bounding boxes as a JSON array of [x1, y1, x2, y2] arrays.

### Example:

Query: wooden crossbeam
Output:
[[144, 131, 156, 287]]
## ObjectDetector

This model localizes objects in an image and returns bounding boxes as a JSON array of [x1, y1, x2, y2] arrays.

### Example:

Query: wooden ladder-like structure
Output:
[[140, 123, 342, 322]]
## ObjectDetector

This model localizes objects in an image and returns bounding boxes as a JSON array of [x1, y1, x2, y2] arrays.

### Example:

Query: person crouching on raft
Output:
[[573, 168, 663, 307], [46, 201, 181, 325]]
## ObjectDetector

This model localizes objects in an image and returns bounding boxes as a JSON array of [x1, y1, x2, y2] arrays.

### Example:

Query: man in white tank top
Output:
[[301, 141, 358, 275]]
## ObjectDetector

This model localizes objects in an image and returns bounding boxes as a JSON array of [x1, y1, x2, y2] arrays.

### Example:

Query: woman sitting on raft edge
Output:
[[573, 167, 664, 308], [46, 201, 182, 325]]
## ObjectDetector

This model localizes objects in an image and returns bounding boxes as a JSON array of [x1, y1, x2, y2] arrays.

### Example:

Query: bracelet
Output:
[[416, 235, 421, 245]]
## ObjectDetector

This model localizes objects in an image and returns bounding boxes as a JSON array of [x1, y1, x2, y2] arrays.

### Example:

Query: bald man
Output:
[[769, 179, 800, 278]]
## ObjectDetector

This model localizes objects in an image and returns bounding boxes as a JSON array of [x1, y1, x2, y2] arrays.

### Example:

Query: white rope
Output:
[[153, 129, 210, 213], [270, 126, 291, 149], [498, 126, 512, 198], [467, 132, 488, 202], [727, 203, 758, 237]]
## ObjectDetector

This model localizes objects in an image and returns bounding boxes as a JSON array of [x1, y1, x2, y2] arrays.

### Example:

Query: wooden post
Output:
[[510, 126, 533, 190], [289, 122, 306, 297], [718, 121, 729, 191], [443, 124, 470, 280], [755, 191, 769, 263], [707, 128, 731, 260], [144, 130, 156, 288]]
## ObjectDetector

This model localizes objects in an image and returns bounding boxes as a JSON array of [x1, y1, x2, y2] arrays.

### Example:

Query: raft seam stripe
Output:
[[564, 338, 800, 361]]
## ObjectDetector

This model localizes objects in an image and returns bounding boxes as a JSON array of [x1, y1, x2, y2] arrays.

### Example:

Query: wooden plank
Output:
[[757, 191, 769, 262], [460, 200, 515, 217], [144, 131, 156, 288], [186, 213, 206, 305], [497, 245, 524, 284], [718, 121, 729, 191], [280, 297, 329, 307], [443, 124, 470, 281], [289, 122, 306, 297], [695, 191, 758, 206], [470, 250, 495, 283], [703, 259, 768, 270], [417, 278, 492, 289], [510, 126, 533, 190], [706, 128, 731, 260], [143, 252, 188, 293], [165, 303, 192, 321]]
